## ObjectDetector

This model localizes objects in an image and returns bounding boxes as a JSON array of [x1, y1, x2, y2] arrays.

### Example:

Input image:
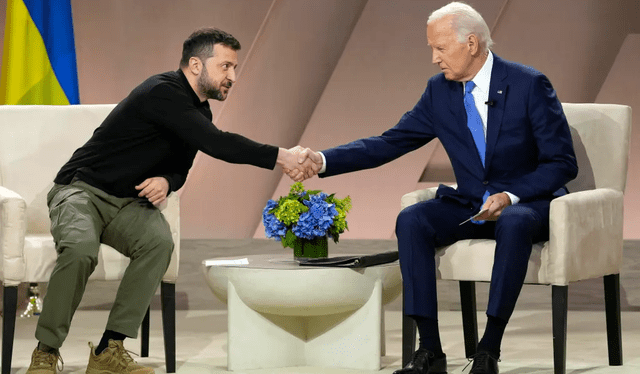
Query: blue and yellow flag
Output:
[[1, 0, 79, 104]]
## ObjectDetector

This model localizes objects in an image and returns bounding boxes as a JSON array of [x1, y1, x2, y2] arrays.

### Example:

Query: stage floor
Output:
[[9, 309, 640, 373], [6, 239, 640, 373]]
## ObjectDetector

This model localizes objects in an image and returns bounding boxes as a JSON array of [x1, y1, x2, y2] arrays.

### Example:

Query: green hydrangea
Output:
[[332, 211, 348, 233], [273, 198, 308, 226], [289, 182, 305, 195], [328, 195, 352, 234]]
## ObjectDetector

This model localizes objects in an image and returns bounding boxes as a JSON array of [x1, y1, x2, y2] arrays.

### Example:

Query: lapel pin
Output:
[[497, 90, 503, 94]]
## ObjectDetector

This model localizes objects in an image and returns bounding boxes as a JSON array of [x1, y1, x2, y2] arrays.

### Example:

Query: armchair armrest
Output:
[[546, 188, 624, 285], [159, 191, 180, 283], [0, 186, 27, 286], [400, 187, 439, 210], [401, 185, 458, 210]]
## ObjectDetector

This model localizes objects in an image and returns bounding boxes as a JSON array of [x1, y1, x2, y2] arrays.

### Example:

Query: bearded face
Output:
[[198, 64, 229, 101], [196, 44, 237, 101]]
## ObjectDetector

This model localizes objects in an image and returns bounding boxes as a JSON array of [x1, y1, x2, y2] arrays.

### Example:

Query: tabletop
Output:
[[202, 253, 399, 270]]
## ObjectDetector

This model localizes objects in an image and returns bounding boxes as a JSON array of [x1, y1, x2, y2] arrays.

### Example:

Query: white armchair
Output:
[[0, 105, 180, 373], [400, 103, 631, 374]]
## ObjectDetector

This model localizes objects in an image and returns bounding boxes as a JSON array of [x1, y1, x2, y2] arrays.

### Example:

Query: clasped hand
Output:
[[474, 192, 512, 221], [276, 146, 323, 182], [135, 176, 170, 206]]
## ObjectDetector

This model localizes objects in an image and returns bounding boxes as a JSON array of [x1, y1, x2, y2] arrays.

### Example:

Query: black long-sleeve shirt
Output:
[[55, 70, 279, 198]]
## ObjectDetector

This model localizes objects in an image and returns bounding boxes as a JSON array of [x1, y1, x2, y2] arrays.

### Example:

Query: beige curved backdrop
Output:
[[1, 0, 638, 240]]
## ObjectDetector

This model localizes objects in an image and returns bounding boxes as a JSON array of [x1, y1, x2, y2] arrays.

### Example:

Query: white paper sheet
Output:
[[204, 258, 249, 266]]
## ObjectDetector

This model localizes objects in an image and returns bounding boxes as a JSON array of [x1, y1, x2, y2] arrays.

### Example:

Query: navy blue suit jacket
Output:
[[321, 55, 578, 210]]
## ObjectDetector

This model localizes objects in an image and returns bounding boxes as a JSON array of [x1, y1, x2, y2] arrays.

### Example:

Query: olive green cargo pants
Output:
[[35, 179, 173, 348]]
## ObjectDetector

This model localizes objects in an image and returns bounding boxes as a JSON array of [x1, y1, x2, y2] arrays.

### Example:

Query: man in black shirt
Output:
[[26, 28, 314, 374]]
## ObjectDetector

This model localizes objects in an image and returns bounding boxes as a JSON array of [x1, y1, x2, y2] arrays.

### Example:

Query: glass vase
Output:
[[293, 236, 329, 260]]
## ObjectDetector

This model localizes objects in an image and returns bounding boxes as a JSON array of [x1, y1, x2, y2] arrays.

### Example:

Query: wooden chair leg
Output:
[[401, 286, 416, 367], [2, 286, 18, 374], [161, 282, 176, 373], [141, 306, 150, 357], [604, 274, 623, 366], [552, 285, 568, 374], [459, 281, 478, 358]]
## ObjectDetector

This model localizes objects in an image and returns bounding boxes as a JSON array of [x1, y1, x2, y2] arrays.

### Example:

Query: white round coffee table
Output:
[[202, 253, 402, 371]]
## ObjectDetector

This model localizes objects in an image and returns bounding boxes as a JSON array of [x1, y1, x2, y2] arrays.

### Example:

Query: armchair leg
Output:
[[401, 286, 416, 367], [552, 285, 568, 374], [141, 307, 150, 357], [2, 286, 18, 374], [459, 281, 478, 358], [604, 274, 623, 366], [161, 282, 176, 373]]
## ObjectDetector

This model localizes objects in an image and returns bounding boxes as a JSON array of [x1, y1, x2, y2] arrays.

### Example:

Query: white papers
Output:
[[459, 208, 489, 226], [204, 258, 249, 266]]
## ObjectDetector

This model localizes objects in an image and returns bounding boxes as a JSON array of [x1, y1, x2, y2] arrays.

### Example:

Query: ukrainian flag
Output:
[[1, 0, 79, 104]]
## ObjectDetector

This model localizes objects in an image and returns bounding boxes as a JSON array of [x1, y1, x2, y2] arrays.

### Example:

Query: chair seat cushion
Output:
[[436, 239, 547, 284], [22, 234, 130, 282]]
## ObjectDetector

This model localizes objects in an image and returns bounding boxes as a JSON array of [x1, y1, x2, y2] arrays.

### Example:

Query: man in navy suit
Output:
[[289, 2, 578, 373]]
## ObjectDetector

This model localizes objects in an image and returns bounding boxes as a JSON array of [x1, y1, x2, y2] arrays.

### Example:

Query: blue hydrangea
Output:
[[263, 199, 286, 241], [292, 194, 338, 239]]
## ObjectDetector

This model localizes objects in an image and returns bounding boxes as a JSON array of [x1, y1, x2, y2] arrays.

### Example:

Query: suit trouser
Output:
[[396, 197, 550, 322], [35, 179, 174, 349]]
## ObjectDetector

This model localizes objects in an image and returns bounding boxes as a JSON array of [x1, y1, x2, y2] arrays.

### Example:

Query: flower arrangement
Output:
[[263, 182, 352, 258]]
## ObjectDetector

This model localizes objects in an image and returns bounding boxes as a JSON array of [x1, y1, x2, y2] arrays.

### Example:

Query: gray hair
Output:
[[427, 2, 494, 52]]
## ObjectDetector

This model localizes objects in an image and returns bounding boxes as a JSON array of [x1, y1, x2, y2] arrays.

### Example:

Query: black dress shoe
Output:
[[468, 351, 499, 374], [393, 348, 447, 374]]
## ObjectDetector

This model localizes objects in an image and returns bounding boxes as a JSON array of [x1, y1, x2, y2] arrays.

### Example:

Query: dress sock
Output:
[[413, 315, 444, 357], [95, 330, 127, 355], [37, 342, 58, 354], [477, 315, 507, 357]]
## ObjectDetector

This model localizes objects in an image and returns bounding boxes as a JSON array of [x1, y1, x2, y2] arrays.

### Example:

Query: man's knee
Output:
[[396, 204, 435, 240], [158, 233, 175, 260], [496, 205, 543, 237], [396, 205, 421, 235], [56, 242, 99, 270], [142, 232, 174, 276], [142, 226, 174, 262]]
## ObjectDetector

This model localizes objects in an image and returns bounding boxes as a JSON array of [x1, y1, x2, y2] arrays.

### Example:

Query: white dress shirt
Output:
[[467, 51, 493, 141]]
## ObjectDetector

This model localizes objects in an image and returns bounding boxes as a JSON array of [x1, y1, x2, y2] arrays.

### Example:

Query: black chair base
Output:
[[1, 282, 176, 374], [401, 275, 623, 374], [161, 282, 176, 373], [2, 286, 18, 374], [140, 281, 176, 373]]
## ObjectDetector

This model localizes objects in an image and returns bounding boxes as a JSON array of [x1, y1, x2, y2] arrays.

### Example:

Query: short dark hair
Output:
[[179, 28, 241, 68]]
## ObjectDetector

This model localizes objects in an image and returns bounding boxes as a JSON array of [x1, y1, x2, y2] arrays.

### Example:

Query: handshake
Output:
[[277, 146, 323, 182]]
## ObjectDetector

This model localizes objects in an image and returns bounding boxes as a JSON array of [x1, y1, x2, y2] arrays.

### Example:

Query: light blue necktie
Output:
[[464, 81, 485, 166], [464, 81, 490, 223]]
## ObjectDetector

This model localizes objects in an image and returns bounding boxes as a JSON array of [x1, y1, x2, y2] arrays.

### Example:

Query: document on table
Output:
[[204, 258, 249, 266]]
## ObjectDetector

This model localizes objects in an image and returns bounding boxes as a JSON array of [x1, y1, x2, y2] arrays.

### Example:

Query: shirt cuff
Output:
[[319, 151, 327, 174], [504, 191, 520, 205]]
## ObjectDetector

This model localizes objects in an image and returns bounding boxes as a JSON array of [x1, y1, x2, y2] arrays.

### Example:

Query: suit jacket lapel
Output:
[[485, 55, 508, 170], [448, 78, 466, 125]]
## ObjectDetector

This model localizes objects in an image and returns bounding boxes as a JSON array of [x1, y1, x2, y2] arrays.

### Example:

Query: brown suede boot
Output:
[[25, 346, 63, 374], [86, 340, 154, 374]]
